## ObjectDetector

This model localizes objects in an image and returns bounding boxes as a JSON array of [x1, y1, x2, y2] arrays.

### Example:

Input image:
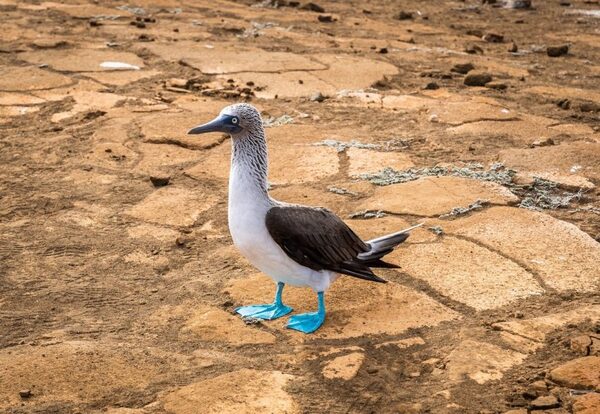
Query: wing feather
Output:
[[265, 206, 386, 283]]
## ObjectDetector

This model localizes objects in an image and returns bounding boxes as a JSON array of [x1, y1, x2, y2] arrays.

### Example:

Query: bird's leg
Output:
[[235, 282, 293, 320], [286, 291, 326, 334]]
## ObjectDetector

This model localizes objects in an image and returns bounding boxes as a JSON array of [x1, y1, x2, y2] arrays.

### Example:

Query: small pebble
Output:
[[395, 11, 413, 20], [19, 390, 31, 399], [150, 175, 170, 187], [464, 72, 492, 86], [310, 92, 327, 102], [482, 32, 504, 43], [317, 14, 334, 23], [423, 82, 439, 90], [301, 2, 325, 13], [547, 45, 569, 57], [451, 62, 475, 74], [465, 44, 484, 54], [486, 81, 508, 90]]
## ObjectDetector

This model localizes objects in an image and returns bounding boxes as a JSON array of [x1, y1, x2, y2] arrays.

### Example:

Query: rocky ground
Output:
[[0, 0, 599, 413]]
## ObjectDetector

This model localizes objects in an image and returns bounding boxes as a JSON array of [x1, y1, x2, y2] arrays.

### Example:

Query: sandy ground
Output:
[[1, 0, 599, 413]]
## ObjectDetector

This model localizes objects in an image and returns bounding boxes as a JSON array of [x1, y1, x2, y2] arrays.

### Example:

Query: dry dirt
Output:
[[1, 1, 599, 413]]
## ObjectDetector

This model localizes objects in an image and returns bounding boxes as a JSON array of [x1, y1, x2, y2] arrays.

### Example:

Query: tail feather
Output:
[[358, 223, 422, 263]]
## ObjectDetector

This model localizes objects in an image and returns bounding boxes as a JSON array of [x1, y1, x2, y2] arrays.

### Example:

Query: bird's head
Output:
[[187, 103, 262, 137]]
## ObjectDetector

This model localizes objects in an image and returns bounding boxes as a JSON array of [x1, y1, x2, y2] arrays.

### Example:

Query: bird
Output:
[[188, 103, 420, 333]]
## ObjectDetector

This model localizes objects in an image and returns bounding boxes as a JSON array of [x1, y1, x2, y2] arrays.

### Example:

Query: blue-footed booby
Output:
[[188, 103, 420, 333]]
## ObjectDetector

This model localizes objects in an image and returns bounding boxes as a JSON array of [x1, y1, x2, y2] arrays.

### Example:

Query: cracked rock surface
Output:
[[0, 1, 598, 413]]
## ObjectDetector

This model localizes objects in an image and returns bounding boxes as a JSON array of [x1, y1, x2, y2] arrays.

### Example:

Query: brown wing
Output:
[[265, 206, 386, 283]]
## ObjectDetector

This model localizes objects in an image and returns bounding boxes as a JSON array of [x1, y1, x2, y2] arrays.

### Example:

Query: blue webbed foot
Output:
[[235, 303, 293, 320], [235, 282, 292, 320], [286, 291, 326, 334], [286, 311, 325, 333]]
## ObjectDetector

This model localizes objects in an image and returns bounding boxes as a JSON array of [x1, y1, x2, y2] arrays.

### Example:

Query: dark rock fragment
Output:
[[464, 72, 492, 86], [451, 62, 475, 74], [395, 11, 414, 20], [301, 2, 325, 12], [547, 45, 569, 57]]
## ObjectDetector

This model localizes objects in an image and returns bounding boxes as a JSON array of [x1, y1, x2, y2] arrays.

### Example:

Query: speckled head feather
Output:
[[220, 103, 264, 136]]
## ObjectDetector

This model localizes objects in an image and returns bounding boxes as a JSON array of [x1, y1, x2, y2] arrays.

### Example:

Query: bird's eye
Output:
[[231, 117, 238, 124]]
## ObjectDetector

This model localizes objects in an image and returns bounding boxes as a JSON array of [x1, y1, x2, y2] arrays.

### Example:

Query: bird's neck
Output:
[[229, 127, 270, 205]]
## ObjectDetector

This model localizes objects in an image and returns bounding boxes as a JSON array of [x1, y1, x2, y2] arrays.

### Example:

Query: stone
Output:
[[451, 63, 475, 74], [423, 81, 439, 90], [346, 148, 414, 176], [444, 207, 600, 292], [310, 91, 327, 102], [182, 306, 276, 345], [572, 392, 600, 414], [0, 66, 73, 91], [149, 175, 170, 187], [301, 2, 325, 12], [549, 357, 600, 391], [482, 33, 504, 43], [579, 102, 600, 113], [357, 176, 518, 217], [395, 11, 414, 20], [530, 395, 560, 410], [126, 187, 218, 227], [446, 340, 527, 384], [571, 335, 594, 355], [31, 39, 68, 49], [390, 237, 544, 310], [530, 380, 549, 393], [493, 306, 600, 343], [530, 138, 555, 148], [464, 72, 492, 86], [505, 0, 531, 8], [162, 369, 298, 414], [18, 49, 145, 72], [486, 81, 508, 90], [19, 389, 31, 399], [322, 352, 365, 380], [317, 14, 335, 23], [547, 45, 569, 57], [225, 273, 460, 339]]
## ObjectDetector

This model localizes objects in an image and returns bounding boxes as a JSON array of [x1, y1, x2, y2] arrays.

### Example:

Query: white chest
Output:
[[226, 150, 336, 291]]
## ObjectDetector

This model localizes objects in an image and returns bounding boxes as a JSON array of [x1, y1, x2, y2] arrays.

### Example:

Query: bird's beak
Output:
[[188, 114, 233, 135]]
